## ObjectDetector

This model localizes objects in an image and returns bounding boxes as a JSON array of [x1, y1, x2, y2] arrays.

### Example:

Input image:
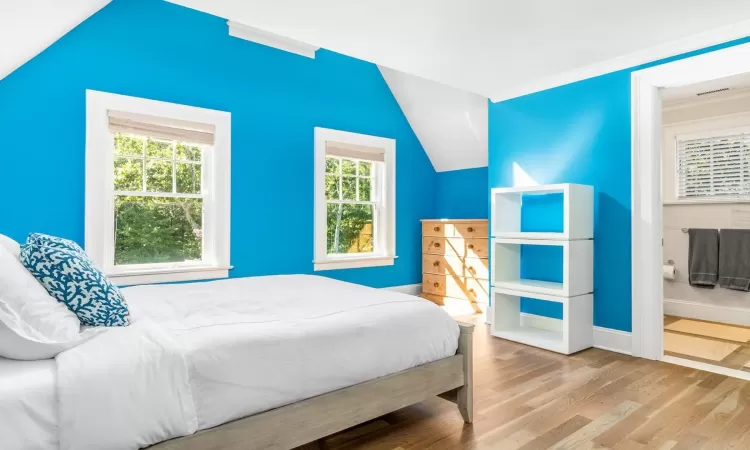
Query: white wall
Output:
[[662, 93, 750, 317]]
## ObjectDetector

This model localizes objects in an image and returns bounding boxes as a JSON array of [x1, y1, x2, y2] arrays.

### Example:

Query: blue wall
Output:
[[435, 167, 488, 219], [0, 0, 438, 288], [489, 37, 750, 332]]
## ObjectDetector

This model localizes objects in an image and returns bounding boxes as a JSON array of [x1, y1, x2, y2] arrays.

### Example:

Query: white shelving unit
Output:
[[490, 183, 594, 355], [490, 183, 593, 240]]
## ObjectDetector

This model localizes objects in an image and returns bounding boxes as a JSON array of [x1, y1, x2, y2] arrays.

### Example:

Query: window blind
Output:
[[676, 132, 750, 199], [326, 142, 385, 162], [108, 111, 215, 145]]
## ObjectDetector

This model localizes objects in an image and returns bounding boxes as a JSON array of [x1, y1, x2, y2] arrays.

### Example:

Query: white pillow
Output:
[[0, 246, 82, 359], [0, 234, 20, 259], [0, 304, 90, 360]]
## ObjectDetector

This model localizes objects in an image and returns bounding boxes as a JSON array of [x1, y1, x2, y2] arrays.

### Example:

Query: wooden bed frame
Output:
[[150, 322, 475, 450]]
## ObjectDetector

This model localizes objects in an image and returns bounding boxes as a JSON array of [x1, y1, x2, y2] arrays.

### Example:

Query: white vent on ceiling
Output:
[[696, 87, 730, 97]]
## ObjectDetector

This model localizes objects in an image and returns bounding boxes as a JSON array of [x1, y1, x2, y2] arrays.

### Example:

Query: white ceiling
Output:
[[662, 71, 750, 104], [0, 0, 111, 80], [168, 0, 750, 101], [379, 67, 487, 172]]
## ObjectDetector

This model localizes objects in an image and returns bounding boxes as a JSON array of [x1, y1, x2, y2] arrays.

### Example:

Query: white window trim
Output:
[[672, 125, 750, 204], [85, 90, 232, 286], [313, 127, 396, 271]]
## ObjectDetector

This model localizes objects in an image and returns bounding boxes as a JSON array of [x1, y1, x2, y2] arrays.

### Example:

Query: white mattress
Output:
[[2, 275, 459, 448], [0, 358, 57, 450], [125, 275, 460, 430]]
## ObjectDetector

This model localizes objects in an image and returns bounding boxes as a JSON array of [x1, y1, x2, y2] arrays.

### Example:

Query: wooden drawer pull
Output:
[[468, 244, 474, 249], [433, 261, 440, 267], [434, 242, 441, 248], [467, 227, 475, 232], [433, 226, 440, 232], [433, 282, 440, 288]]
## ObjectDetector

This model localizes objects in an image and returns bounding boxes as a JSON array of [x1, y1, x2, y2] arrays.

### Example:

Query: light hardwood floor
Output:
[[297, 315, 750, 449]]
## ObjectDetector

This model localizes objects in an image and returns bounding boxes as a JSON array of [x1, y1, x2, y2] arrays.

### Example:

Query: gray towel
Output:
[[719, 229, 750, 291], [688, 228, 718, 288]]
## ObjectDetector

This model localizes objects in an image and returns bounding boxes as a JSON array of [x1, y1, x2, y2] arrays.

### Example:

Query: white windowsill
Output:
[[109, 265, 232, 286], [313, 255, 397, 271]]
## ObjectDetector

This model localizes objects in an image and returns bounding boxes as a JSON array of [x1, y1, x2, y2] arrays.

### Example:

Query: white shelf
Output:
[[490, 183, 593, 240], [492, 231, 569, 240], [491, 238, 593, 298], [489, 182, 594, 355], [492, 327, 566, 354], [492, 279, 564, 296]]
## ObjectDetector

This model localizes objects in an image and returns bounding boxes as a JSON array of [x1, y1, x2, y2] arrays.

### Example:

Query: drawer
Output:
[[422, 237, 488, 258], [422, 254, 489, 280], [422, 274, 489, 303], [454, 222, 488, 239], [422, 221, 454, 237], [420, 292, 445, 305]]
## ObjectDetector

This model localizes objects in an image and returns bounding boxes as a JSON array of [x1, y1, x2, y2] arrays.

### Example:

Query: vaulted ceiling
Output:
[[0, 0, 111, 80], [3, 0, 750, 171], [167, 0, 750, 101]]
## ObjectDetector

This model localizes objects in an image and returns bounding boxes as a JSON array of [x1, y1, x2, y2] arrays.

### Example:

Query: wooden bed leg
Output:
[[456, 322, 475, 424]]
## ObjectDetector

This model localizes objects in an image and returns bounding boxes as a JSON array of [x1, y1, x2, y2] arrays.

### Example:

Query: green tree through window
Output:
[[113, 133, 204, 265]]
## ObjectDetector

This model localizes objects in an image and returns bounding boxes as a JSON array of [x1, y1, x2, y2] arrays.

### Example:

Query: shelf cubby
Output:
[[491, 238, 593, 298], [490, 287, 593, 355], [490, 183, 593, 240]]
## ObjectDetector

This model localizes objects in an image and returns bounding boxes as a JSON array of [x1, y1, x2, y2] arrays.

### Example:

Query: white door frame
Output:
[[631, 42, 750, 360]]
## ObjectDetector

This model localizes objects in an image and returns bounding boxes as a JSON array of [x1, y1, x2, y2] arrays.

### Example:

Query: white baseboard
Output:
[[493, 313, 632, 356], [593, 326, 632, 356], [664, 298, 750, 327], [383, 283, 422, 296]]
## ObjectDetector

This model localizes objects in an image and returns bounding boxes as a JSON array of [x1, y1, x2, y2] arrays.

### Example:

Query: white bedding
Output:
[[4, 275, 460, 449], [0, 359, 57, 450]]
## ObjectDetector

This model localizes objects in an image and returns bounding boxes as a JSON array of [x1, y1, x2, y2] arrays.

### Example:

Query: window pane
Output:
[[326, 203, 374, 254], [358, 161, 371, 176], [176, 163, 201, 194], [176, 143, 201, 161], [114, 158, 143, 191], [325, 157, 339, 174], [114, 133, 144, 156], [358, 177, 371, 201], [146, 139, 173, 158], [325, 175, 339, 200], [341, 176, 356, 200], [341, 159, 356, 175], [146, 160, 173, 193], [114, 196, 202, 265]]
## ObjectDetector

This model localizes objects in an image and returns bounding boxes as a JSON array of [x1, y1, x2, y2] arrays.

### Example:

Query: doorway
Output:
[[632, 42, 750, 378]]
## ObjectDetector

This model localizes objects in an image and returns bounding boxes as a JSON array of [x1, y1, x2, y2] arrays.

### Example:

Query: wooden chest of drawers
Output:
[[420, 219, 489, 313]]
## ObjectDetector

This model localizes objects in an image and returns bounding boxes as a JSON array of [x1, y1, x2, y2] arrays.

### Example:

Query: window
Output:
[[314, 128, 395, 270], [86, 90, 231, 285], [676, 130, 750, 200]]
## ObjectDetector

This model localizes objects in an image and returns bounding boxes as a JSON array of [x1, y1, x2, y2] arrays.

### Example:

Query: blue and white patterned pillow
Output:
[[27, 233, 85, 255], [20, 244, 130, 327]]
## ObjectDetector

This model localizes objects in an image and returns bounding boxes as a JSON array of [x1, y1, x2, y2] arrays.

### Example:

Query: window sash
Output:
[[676, 132, 750, 199]]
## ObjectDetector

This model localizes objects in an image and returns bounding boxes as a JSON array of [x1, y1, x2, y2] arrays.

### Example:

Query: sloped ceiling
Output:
[[0, 0, 111, 80], [379, 67, 487, 172], [167, 0, 750, 101]]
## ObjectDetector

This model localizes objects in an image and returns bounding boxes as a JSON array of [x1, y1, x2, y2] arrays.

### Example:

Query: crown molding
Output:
[[227, 21, 319, 59], [490, 19, 750, 103]]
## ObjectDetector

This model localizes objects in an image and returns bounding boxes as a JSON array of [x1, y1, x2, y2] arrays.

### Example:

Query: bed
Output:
[[2, 275, 474, 450]]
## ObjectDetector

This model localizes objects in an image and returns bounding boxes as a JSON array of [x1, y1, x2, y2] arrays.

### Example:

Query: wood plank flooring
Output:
[[664, 315, 750, 372], [296, 315, 750, 449]]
